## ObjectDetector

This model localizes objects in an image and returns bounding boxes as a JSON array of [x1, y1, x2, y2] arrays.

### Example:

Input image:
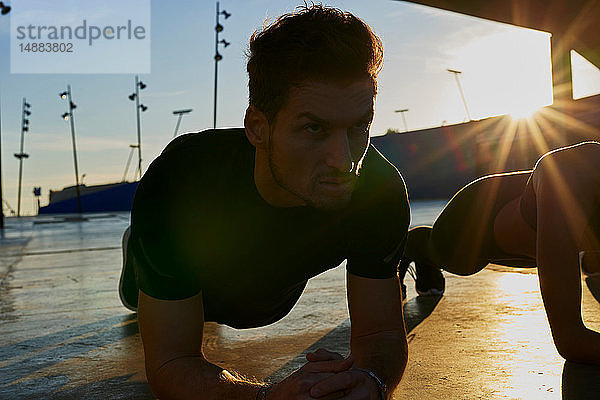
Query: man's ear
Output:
[[244, 105, 269, 150]]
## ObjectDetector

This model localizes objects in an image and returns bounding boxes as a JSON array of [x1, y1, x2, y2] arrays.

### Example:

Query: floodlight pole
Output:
[[213, 2, 219, 130], [64, 85, 82, 213], [447, 69, 471, 122], [0, 7, 9, 225], [394, 108, 409, 132], [15, 98, 31, 217], [173, 109, 193, 137], [122, 144, 139, 182], [134, 75, 142, 180], [213, 2, 230, 130], [128, 75, 147, 180], [16, 98, 26, 217], [549, 33, 574, 147], [0, 89, 4, 228]]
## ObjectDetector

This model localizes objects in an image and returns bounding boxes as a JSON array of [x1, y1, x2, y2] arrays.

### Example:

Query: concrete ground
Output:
[[1, 206, 599, 399]]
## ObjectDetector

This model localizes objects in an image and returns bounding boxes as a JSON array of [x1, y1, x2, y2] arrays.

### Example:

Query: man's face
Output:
[[267, 79, 373, 210]]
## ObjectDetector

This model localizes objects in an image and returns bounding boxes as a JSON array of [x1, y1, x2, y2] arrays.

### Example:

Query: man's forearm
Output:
[[350, 329, 408, 398], [147, 355, 267, 400]]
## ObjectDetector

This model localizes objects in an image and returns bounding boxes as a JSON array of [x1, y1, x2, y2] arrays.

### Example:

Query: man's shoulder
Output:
[[134, 127, 252, 202], [145, 127, 251, 181], [344, 144, 410, 280], [357, 144, 407, 198], [161, 127, 248, 156], [346, 143, 409, 224]]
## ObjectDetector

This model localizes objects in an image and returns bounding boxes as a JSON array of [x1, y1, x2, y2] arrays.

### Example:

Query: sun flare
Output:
[[508, 104, 542, 120], [450, 27, 552, 121]]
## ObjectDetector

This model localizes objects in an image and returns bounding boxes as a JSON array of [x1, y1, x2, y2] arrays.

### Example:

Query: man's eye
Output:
[[305, 123, 322, 134]]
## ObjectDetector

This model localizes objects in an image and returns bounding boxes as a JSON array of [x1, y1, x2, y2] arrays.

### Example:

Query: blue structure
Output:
[[373, 95, 600, 200], [38, 182, 139, 214]]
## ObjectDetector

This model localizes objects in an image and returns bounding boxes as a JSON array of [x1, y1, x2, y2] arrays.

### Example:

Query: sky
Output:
[[0, 0, 599, 215]]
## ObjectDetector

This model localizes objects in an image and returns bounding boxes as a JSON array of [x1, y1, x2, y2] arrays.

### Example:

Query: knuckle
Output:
[[297, 379, 313, 393], [343, 371, 354, 386], [315, 348, 329, 356]]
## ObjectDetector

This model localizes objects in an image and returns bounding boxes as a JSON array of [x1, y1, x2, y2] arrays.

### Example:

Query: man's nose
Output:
[[325, 131, 354, 173]]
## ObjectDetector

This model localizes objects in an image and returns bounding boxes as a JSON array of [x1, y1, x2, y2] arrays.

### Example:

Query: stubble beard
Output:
[[267, 140, 357, 211]]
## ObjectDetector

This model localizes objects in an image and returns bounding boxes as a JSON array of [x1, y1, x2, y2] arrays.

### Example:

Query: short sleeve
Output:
[[129, 152, 203, 300], [345, 146, 410, 279]]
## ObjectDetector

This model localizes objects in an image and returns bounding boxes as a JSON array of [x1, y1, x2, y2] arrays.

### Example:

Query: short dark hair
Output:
[[247, 3, 384, 122]]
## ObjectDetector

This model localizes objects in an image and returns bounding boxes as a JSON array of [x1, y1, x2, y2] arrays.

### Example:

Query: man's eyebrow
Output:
[[296, 110, 373, 123], [296, 112, 328, 124]]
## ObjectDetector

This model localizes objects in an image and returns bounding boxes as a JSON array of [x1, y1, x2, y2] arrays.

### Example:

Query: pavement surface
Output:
[[1, 202, 599, 399]]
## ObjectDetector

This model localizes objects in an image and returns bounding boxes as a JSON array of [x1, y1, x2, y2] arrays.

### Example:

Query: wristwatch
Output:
[[355, 368, 386, 400]]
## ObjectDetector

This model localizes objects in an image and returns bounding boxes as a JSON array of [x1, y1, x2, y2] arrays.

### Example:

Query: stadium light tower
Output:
[[447, 68, 472, 122], [59, 85, 82, 214], [14, 98, 31, 217], [213, 1, 231, 130], [394, 108, 409, 132], [0, 3, 11, 226], [128, 76, 148, 180], [172, 108, 193, 137]]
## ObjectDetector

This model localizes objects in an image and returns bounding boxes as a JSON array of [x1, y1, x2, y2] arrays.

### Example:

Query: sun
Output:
[[449, 26, 553, 122], [508, 104, 543, 120]]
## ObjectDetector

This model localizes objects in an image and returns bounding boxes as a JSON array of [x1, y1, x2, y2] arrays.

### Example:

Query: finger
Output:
[[312, 390, 347, 400], [300, 372, 337, 385], [301, 356, 354, 373], [309, 370, 361, 398], [275, 372, 336, 396], [329, 386, 374, 400], [306, 349, 344, 362]]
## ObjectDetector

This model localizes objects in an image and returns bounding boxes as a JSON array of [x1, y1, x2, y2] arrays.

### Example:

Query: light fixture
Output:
[[61, 112, 69, 120], [0, 1, 10, 15], [140, 104, 148, 112], [70, 101, 76, 109], [139, 81, 146, 90], [172, 108, 193, 137], [59, 91, 67, 99], [173, 109, 193, 115], [128, 93, 136, 101], [220, 39, 230, 47]]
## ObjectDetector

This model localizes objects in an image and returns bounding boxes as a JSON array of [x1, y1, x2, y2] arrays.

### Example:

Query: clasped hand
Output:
[[268, 348, 381, 400]]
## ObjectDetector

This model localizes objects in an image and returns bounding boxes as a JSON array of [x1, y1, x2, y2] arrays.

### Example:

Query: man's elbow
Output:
[[553, 330, 600, 365], [145, 363, 170, 399], [395, 334, 409, 376], [144, 358, 189, 399], [556, 342, 598, 364], [557, 345, 591, 364]]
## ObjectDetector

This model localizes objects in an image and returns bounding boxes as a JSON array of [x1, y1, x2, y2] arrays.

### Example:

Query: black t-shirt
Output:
[[129, 128, 409, 328]]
